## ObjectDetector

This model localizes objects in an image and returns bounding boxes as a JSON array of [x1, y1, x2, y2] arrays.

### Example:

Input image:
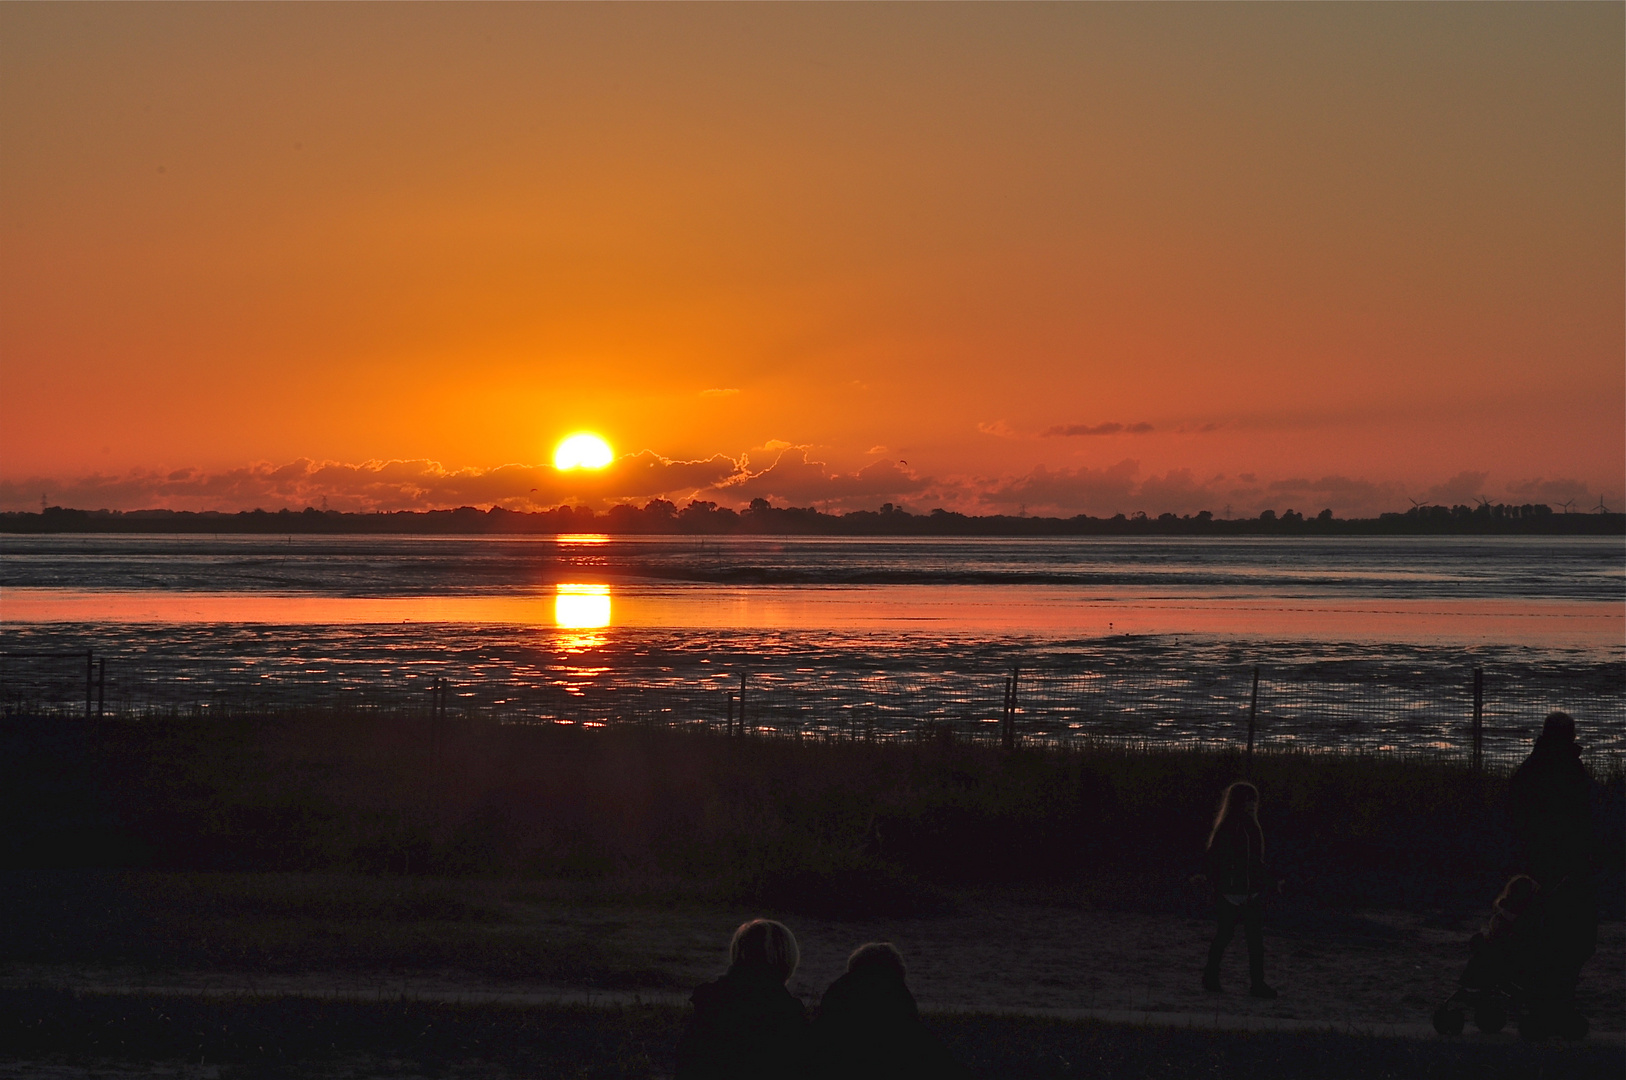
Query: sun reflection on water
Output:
[[554, 583, 611, 650]]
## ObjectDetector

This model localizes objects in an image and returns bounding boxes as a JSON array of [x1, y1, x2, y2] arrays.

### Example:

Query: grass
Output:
[[0, 869, 696, 986], [3, 987, 1620, 1079], [6, 710, 1621, 914], [3, 707, 1619, 1001], [0, 709, 1618, 987]]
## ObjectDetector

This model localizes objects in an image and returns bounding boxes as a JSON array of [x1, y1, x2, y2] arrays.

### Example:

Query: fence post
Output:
[[1002, 665, 1019, 752], [1000, 675, 1009, 749], [96, 658, 105, 718], [1246, 666, 1260, 772], [85, 651, 93, 720], [1472, 667, 1484, 772], [433, 676, 447, 750], [425, 676, 442, 815], [738, 671, 746, 736]]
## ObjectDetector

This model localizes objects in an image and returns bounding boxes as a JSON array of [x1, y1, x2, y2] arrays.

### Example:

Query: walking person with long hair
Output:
[[1200, 781, 1280, 999]]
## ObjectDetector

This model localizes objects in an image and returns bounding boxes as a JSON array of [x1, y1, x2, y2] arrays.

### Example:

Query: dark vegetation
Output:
[[4, 987, 1620, 1079], [5, 500, 1620, 535], [6, 710, 1621, 924]]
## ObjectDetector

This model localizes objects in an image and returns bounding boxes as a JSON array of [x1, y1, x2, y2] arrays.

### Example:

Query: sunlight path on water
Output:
[[2, 584, 1620, 650]]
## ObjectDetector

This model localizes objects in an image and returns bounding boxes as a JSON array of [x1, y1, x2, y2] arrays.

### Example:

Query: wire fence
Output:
[[3, 649, 1621, 775]]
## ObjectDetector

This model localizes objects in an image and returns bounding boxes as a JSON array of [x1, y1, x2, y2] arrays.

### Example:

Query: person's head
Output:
[[1539, 711, 1576, 744], [729, 919, 799, 983], [846, 941, 906, 981], [1208, 781, 1261, 848], [1495, 874, 1538, 916]]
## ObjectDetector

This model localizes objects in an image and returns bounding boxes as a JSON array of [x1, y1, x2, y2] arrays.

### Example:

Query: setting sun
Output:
[[553, 433, 613, 471]]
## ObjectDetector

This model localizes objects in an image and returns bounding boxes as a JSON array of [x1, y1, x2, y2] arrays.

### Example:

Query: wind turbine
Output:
[[1559, 499, 1576, 514], [1595, 496, 1610, 514]]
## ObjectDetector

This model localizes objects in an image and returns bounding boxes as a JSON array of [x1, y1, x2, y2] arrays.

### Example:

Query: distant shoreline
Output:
[[2, 502, 1621, 537]]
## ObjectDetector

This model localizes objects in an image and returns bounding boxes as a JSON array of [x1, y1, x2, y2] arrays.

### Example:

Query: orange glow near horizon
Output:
[[0, 6, 1620, 515]]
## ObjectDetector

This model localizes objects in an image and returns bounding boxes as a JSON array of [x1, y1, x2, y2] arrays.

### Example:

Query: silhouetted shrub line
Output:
[[6, 501, 1621, 535], [5, 712, 1619, 920]]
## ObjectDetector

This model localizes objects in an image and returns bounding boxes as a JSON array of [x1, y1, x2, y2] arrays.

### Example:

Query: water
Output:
[[2, 534, 1621, 763]]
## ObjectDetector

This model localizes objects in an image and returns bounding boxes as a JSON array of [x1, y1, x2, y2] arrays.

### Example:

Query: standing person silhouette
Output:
[[675, 919, 810, 1080], [1508, 711, 1598, 1035], [1509, 712, 1595, 887], [1200, 781, 1280, 998]]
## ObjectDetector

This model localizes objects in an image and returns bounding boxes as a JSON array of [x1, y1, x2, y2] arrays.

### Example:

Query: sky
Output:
[[2, 4, 1621, 518]]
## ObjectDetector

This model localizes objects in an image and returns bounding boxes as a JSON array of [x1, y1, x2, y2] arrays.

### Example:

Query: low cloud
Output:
[[1, 454, 741, 514], [1425, 470, 1491, 506], [977, 465, 1452, 519], [1, 446, 933, 515], [5, 454, 1613, 520], [1503, 475, 1619, 511], [1041, 422, 1154, 437], [710, 447, 931, 511], [977, 459, 1142, 514], [1266, 475, 1412, 516]]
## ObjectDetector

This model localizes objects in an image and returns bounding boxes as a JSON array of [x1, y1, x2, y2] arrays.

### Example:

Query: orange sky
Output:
[[2, 5, 1621, 516]]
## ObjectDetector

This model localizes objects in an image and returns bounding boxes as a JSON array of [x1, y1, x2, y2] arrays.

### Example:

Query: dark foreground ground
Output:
[[2, 989, 1619, 1080], [5, 719, 1621, 1076]]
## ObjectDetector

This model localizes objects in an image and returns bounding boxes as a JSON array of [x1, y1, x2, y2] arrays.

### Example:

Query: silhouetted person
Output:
[[1200, 781, 1280, 998], [1509, 711, 1594, 884], [1462, 874, 1542, 991], [1508, 712, 1598, 1022], [676, 919, 810, 1080], [810, 943, 968, 1080]]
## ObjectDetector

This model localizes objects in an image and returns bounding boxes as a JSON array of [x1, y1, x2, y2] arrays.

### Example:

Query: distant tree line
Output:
[[3, 499, 1619, 536]]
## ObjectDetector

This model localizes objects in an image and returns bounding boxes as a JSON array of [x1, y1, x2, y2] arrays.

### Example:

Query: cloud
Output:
[[1041, 422, 1154, 437], [0, 453, 743, 513], [0, 445, 934, 515], [1503, 476, 1623, 512], [1505, 476, 1597, 507], [976, 420, 1018, 438], [976, 465, 1424, 518], [6, 453, 1608, 519], [710, 447, 931, 510], [977, 459, 1142, 515], [1425, 470, 1491, 506], [1136, 468, 1217, 515], [1265, 475, 1412, 516]]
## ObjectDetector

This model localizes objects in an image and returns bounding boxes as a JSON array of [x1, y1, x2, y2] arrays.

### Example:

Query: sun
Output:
[[553, 433, 613, 470]]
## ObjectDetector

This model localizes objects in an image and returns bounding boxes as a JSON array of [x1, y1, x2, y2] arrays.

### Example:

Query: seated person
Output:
[[810, 942, 968, 1080], [675, 918, 809, 1080], [1463, 874, 1540, 989]]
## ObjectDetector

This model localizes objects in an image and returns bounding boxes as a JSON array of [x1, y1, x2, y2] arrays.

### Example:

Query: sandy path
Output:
[[10, 892, 1620, 1035]]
